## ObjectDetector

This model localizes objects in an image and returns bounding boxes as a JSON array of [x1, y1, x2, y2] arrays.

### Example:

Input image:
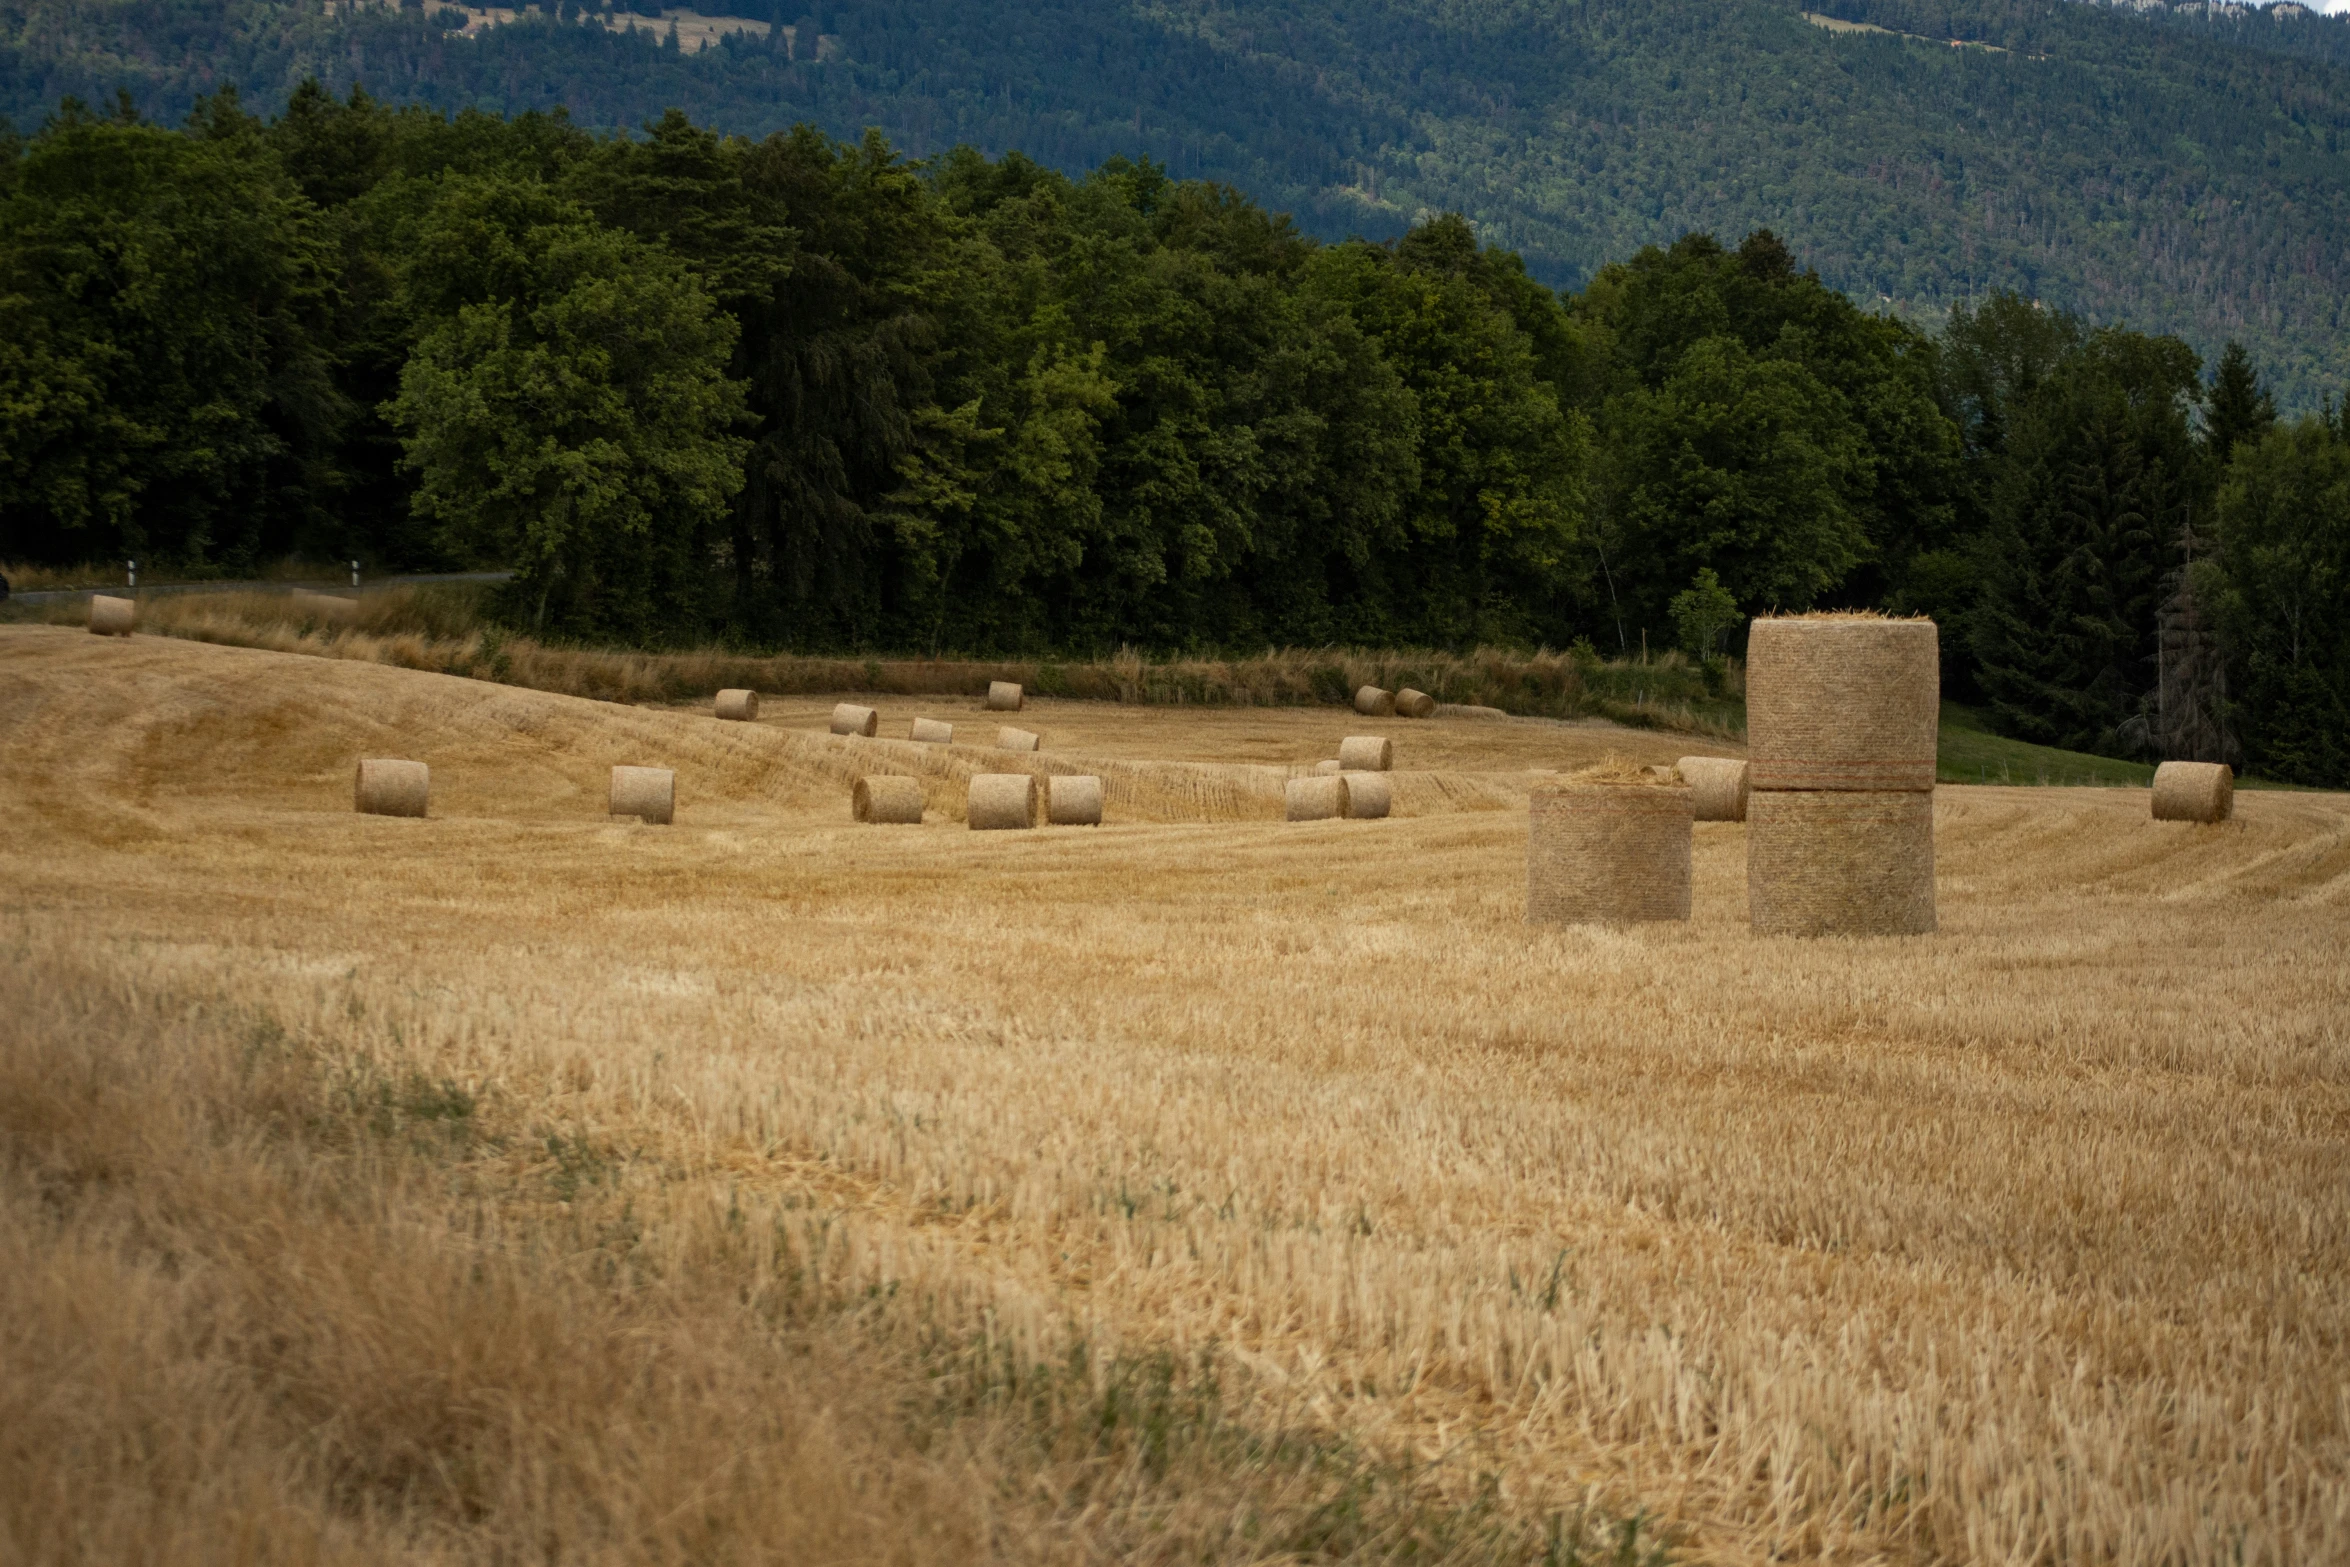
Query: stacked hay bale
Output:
[[610, 766, 676, 825], [1394, 688, 1437, 719], [1676, 756, 1750, 822], [89, 595, 136, 636], [354, 759, 429, 818], [1286, 775, 1349, 821], [1047, 775, 1103, 826], [1341, 773, 1392, 819], [1526, 761, 1692, 925], [987, 681, 1024, 712], [853, 776, 924, 824], [968, 773, 1039, 830], [1745, 615, 1938, 936], [1354, 686, 1394, 717], [1338, 736, 1392, 772], [2151, 761, 2234, 823], [715, 689, 759, 721]]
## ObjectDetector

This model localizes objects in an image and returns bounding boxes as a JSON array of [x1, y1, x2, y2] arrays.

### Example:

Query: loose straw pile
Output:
[[1286, 775, 1349, 821], [1745, 614, 1938, 936], [910, 717, 954, 744], [1338, 736, 1393, 772], [89, 596, 135, 636], [1525, 761, 1692, 925], [1047, 775, 1103, 825], [967, 773, 1039, 830], [1354, 686, 1394, 717], [2151, 761, 2234, 823], [609, 766, 675, 825], [1677, 756, 1750, 822], [831, 703, 879, 737], [853, 775, 924, 824], [996, 726, 1041, 752], [354, 758, 429, 818], [987, 681, 1024, 712], [715, 688, 759, 721]]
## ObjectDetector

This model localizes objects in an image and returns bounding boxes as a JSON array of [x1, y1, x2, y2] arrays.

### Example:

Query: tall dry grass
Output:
[[4, 625, 2346, 1564], [16, 585, 1740, 736]]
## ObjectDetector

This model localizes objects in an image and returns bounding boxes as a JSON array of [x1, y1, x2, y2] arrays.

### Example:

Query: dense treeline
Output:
[[1, 95, 2344, 782], [6, 0, 2350, 408]]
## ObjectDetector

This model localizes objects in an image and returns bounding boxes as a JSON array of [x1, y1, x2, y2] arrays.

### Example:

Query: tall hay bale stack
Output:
[[1047, 775, 1104, 826], [987, 681, 1025, 712], [1285, 775, 1350, 821], [910, 716, 954, 744], [1354, 685, 1395, 717], [996, 725, 1042, 752], [1526, 765, 1693, 925], [1747, 615, 1939, 791], [1341, 773, 1392, 819], [2151, 761, 2234, 823], [1338, 736, 1393, 772], [1394, 688, 1437, 719], [1677, 756, 1750, 822], [354, 758, 429, 818], [853, 776, 924, 824], [831, 703, 879, 737], [715, 688, 759, 721], [89, 595, 136, 636], [610, 766, 675, 825], [968, 773, 1040, 830], [292, 589, 357, 626], [1747, 791, 1935, 936]]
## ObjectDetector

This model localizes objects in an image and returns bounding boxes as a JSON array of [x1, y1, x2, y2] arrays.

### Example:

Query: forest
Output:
[[0, 92, 2344, 784], [5, 0, 2350, 407]]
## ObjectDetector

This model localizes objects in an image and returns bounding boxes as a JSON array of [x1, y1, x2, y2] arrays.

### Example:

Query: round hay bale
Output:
[[1747, 789, 1936, 937], [968, 773, 1040, 830], [831, 703, 879, 737], [1047, 774, 1103, 826], [1526, 776, 1692, 925], [291, 589, 357, 625], [1677, 756, 1750, 822], [987, 680, 1025, 712], [1338, 736, 1393, 772], [609, 765, 676, 825], [715, 688, 759, 721], [89, 595, 135, 636], [1342, 772, 1392, 819], [1354, 685, 1395, 717], [2151, 761, 2234, 823], [354, 758, 429, 818], [910, 716, 955, 745], [1286, 775, 1350, 821], [1747, 615, 1940, 792], [853, 775, 924, 824], [1394, 687, 1437, 719], [996, 725, 1041, 752], [1314, 759, 1343, 775]]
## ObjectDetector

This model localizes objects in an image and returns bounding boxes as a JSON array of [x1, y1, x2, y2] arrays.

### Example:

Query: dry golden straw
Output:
[[1047, 775, 1104, 826], [1342, 773, 1392, 820], [996, 726, 1041, 752], [1315, 759, 1342, 775], [608, 765, 676, 826], [967, 773, 1040, 830], [352, 757, 429, 818], [1338, 736, 1393, 772], [1354, 685, 1395, 717], [2152, 761, 2235, 823], [1395, 688, 1437, 719], [987, 681, 1025, 712], [910, 717, 954, 745], [1285, 775, 1350, 821], [1677, 756, 1750, 822], [291, 589, 357, 625], [1748, 789, 1936, 936], [1525, 768, 1692, 925], [1747, 615, 1940, 792], [714, 688, 759, 722], [830, 702, 879, 737], [88, 595, 135, 636], [851, 775, 924, 824]]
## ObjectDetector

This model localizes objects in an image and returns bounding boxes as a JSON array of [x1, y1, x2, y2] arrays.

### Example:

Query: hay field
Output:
[[4, 624, 2347, 1565]]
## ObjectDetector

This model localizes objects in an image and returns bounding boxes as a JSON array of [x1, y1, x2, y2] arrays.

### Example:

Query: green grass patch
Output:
[[1936, 703, 2156, 788]]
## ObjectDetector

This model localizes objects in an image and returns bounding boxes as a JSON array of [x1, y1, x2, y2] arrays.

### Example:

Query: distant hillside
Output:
[[5, 0, 2349, 405]]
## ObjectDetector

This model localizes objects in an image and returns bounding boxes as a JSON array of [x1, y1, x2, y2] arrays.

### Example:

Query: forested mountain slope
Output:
[[3, 0, 2349, 404]]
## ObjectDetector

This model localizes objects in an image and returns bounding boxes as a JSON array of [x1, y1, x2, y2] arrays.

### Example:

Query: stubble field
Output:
[[3, 623, 2346, 1565]]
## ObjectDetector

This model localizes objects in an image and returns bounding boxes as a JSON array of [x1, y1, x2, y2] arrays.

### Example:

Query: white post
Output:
[[127, 559, 137, 589], [350, 560, 361, 589]]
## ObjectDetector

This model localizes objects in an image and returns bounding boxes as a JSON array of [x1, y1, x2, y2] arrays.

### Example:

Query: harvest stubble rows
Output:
[[4, 625, 2347, 1564]]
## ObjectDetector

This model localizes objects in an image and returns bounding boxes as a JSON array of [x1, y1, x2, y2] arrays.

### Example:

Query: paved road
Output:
[[3, 571, 512, 606]]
